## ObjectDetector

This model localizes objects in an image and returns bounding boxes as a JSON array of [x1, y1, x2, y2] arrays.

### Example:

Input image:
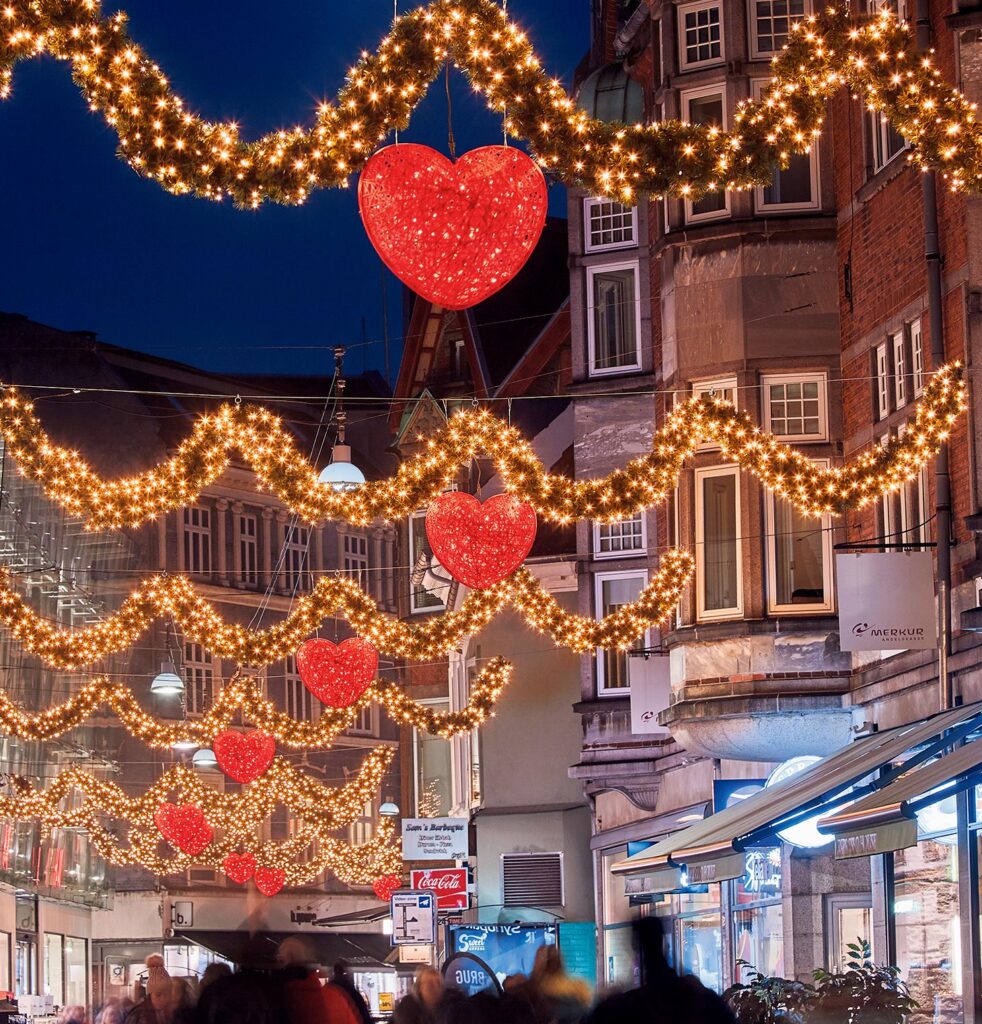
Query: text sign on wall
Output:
[[629, 656, 671, 735], [390, 890, 437, 946], [410, 867, 469, 910], [402, 817, 468, 861], [836, 552, 937, 651]]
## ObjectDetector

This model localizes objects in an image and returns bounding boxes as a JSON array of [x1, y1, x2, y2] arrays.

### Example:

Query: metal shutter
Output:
[[501, 852, 564, 907]]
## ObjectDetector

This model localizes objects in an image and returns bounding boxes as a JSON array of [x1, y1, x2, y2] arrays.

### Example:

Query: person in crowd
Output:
[[588, 917, 735, 1024], [330, 961, 373, 1024], [197, 963, 231, 998], [166, 978, 195, 1024], [393, 967, 448, 1024], [96, 997, 132, 1024], [123, 954, 173, 1024], [276, 937, 360, 1024], [526, 946, 591, 1024], [193, 970, 280, 1024], [57, 1007, 88, 1024]]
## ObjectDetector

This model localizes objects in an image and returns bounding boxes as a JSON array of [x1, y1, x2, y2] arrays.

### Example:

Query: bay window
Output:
[[695, 467, 742, 620], [750, 0, 807, 55], [683, 90, 728, 221], [410, 511, 447, 613], [766, 486, 833, 613], [587, 263, 642, 375], [596, 571, 649, 693]]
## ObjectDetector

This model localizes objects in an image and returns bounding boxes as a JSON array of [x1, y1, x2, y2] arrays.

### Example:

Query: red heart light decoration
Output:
[[373, 875, 402, 902], [296, 638, 378, 708], [214, 730, 276, 784], [358, 144, 548, 310], [425, 493, 537, 589], [254, 866, 286, 897], [223, 851, 257, 885], [154, 803, 214, 857]]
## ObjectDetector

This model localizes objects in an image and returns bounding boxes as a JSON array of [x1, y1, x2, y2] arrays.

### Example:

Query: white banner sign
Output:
[[836, 551, 937, 651], [402, 817, 469, 861], [630, 655, 671, 735]]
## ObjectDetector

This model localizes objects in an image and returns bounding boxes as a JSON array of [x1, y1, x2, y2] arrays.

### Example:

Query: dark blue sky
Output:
[[0, 0, 587, 383]]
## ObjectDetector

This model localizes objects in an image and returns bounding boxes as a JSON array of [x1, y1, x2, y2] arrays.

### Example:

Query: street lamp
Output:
[[318, 441, 365, 491], [192, 748, 218, 769], [150, 662, 184, 696], [379, 802, 400, 818]]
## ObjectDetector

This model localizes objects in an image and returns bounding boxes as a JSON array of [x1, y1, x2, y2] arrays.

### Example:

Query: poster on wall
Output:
[[835, 551, 937, 651], [629, 655, 671, 735], [410, 867, 469, 910], [446, 924, 557, 988], [402, 818, 468, 861]]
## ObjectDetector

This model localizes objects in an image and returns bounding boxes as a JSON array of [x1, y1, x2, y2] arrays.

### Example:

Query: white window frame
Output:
[[184, 642, 214, 716], [412, 697, 453, 816], [749, 0, 808, 58], [682, 87, 730, 223], [347, 702, 379, 737], [875, 343, 889, 420], [284, 654, 319, 723], [879, 434, 897, 541], [678, 0, 725, 70], [282, 524, 310, 592], [595, 570, 650, 695], [892, 331, 907, 408], [238, 512, 258, 586], [765, 459, 834, 614], [761, 372, 829, 442], [695, 465, 744, 621], [586, 260, 643, 377], [343, 531, 369, 591], [583, 197, 639, 253], [182, 505, 212, 575], [409, 510, 448, 614], [911, 318, 924, 396], [692, 376, 738, 451], [593, 513, 648, 559], [751, 80, 820, 212], [869, 109, 908, 173]]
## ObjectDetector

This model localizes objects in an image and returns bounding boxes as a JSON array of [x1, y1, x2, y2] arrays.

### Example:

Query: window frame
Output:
[[681, 87, 730, 223], [892, 331, 907, 408], [184, 642, 215, 716], [910, 318, 924, 396], [751, 80, 820, 212], [409, 510, 448, 615], [238, 512, 259, 587], [595, 569, 651, 695], [677, 0, 725, 70], [692, 376, 738, 451], [869, 108, 908, 173], [593, 513, 648, 559], [695, 464, 744, 621], [283, 654, 319, 724], [874, 343, 889, 421], [748, 0, 809, 58], [586, 260, 644, 377], [761, 371, 829, 442], [583, 197, 639, 253], [412, 697, 453, 816], [764, 458, 835, 614], [182, 505, 212, 575]]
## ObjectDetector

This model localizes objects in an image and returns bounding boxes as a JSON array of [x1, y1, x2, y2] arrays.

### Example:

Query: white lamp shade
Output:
[[318, 443, 366, 491], [379, 802, 400, 817], [192, 748, 218, 769], [151, 662, 184, 696]]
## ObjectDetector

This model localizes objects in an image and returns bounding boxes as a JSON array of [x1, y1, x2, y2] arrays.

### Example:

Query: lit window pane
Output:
[[592, 269, 638, 370], [701, 474, 738, 612], [772, 498, 826, 606]]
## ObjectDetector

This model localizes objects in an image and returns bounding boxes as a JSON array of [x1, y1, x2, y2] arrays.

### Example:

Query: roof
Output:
[[576, 62, 645, 124]]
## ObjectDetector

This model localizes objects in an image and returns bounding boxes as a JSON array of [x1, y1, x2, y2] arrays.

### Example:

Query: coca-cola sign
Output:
[[410, 868, 469, 910]]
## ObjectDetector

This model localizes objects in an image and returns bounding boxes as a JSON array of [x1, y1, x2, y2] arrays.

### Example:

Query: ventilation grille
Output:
[[502, 852, 564, 907]]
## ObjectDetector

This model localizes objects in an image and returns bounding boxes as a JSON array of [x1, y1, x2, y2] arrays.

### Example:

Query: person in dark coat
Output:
[[331, 961, 373, 1024], [589, 917, 736, 1024]]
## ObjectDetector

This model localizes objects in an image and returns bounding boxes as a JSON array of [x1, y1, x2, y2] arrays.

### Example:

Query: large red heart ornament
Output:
[[214, 730, 276, 784], [223, 851, 257, 885], [296, 638, 378, 708], [154, 803, 214, 856], [373, 874, 402, 902], [255, 866, 286, 897], [358, 144, 548, 310], [425, 493, 537, 589]]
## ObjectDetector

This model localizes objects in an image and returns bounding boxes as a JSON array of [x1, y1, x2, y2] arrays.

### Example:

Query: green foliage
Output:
[[724, 962, 817, 1024]]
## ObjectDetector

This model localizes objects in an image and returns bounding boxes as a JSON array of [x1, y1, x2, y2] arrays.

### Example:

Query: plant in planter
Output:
[[810, 941, 918, 1024], [724, 962, 818, 1024]]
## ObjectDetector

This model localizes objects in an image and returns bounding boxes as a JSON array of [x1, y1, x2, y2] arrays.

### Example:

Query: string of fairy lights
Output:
[[0, 364, 965, 530], [1, 1, 981, 203]]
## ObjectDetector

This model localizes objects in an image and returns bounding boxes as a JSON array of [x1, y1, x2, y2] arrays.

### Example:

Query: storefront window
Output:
[[413, 700, 452, 816], [601, 848, 640, 988], [677, 887, 722, 992], [43, 933, 63, 1006], [733, 852, 784, 980], [893, 837, 962, 1024], [64, 937, 86, 1008], [0, 932, 10, 993]]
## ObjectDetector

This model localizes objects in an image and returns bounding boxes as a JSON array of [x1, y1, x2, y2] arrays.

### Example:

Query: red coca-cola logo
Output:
[[411, 868, 468, 909]]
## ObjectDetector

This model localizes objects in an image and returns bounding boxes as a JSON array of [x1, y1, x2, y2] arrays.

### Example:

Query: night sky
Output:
[[0, 0, 588, 383]]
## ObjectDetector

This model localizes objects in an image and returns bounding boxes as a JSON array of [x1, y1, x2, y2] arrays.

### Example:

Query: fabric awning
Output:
[[611, 700, 982, 891], [174, 929, 395, 972], [819, 734, 982, 858]]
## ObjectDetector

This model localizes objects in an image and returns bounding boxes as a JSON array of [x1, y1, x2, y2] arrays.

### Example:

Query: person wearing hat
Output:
[[123, 955, 173, 1024]]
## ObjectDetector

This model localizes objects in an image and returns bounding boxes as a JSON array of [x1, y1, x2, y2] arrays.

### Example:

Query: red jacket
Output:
[[283, 971, 361, 1024]]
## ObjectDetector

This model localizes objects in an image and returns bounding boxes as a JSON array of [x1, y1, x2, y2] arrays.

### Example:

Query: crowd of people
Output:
[[54, 919, 733, 1024]]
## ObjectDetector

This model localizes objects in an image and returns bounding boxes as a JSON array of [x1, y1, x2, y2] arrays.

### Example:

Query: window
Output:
[[239, 513, 258, 586], [184, 642, 214, 715], [283, 654, 318, 723], [347, 703, 378, 737], [343, 532, 369, 590], [502, 852, 564, 907], [683, 91, 728, 221], [878, 435, 897, 542], [596, 572, 649, 693], [584, 198, 638, 251], [594, 513, 647, 557], [752, 81, 818, 209], [695, 466, 742, 620], [64, 937, 85, 1009], [282, 524, 310, 592], [750, 0, 806, 55], [893, 331, 908, 407], [693, 377, 738, 451], [349, 799, 375, 847], [870, 109, 906, 172], [825, 894, 873, 970], [875, 343, 889, 420], [911, 318, 924, 395], [183, 506, 212, 574], [766, 465, 834, 613], [410, 511, 448, 613], [899, 463, 930, 547], [733, 863, 784, 981], [587, 263, 642, 375], [413, 700, 452, 816], [762, 373, 827, 440], [677, 887, 723, 992], [679, 1, 723, 68], [43, 933, 63, 1007]]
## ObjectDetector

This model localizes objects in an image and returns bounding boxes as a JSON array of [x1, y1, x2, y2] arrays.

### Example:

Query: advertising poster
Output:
[[446, 924, 557, 989]]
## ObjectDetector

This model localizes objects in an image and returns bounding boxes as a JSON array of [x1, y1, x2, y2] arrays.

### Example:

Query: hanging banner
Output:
[[835, 551, 937, 651], [629, 656, 671, 735]]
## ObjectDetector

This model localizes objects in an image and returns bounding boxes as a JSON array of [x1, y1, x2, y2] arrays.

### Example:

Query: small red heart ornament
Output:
[[373, 874, 402, 902], [254, 866, 286, 897], [425, 493, 537, 589], [154, 803, 214, 856], [296, 638, 378, 708], [223, 851, 257, 885], [214, 730, 276, 784], [358, 144, 548, 310]]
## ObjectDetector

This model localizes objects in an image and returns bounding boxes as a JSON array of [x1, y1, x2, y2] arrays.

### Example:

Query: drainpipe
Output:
[[915, 0, 954, 712]]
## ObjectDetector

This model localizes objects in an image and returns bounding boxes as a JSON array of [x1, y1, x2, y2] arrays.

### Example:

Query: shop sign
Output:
[[109, 964, 127, 987], [684, 852, 746, 886], [713, 779, 766, 813], [443, 953, 501, 996], [629, 656, 671, 735], [624, 866, 680, 895], [378, 993, 394, 1013], [399, 945, 433, 964], [447, 923, 556, 983], [402, 818, 468, 861], [834, 818, 919, 860], [743, 849, 782, 895], [390, 890, 436, 946], [410, 867, 468, 910], [836, 552, 937, 651], [171, 901, 193, 928]]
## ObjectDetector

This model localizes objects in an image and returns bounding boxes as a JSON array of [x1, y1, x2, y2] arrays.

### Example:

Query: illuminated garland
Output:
[[0, 364, 965, 527], [0, 551, 692, 670], [0, 2, 980, 203], [0, 659, 511, 746]]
